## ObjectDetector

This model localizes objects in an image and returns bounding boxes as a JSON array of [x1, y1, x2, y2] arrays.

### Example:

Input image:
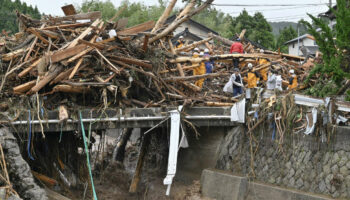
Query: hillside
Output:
[[269, 21, 307, 36]]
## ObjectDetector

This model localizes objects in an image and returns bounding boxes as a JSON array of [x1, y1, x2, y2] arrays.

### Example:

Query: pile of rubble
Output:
[[0, 1, 321, 113]]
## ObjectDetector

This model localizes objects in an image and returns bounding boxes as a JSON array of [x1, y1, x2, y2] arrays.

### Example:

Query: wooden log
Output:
[[18, 58, 41, 78], [109, 59, 157, 79], [129, 132, 150, 193], [27, 28, 58, 49], [175, 0, 196, 20], [264, 50, 305, 60], [205, 42, 213, 53], [208, 32, 233, 46], [151, 0, 177, 33], [50, 84, 91, 94], [211, 94, 239, 102], [159, 64, 200, 74], [13, 80, 36, 94], [169, 53, 275, 63], [149, 0, 214, 44], [175, 37, 212, 52], [27, 65, 63, 95], [115, 128, 133, 162], [163, 73, 228, 82], [252, 63, 270, 72], [181, 82, 202, 92], [2, 48, 27, 61], [205, 101, 234, 106], [107, 56, 152, 69], [117, 21, 155, 35], [37, 29, 61, 39]]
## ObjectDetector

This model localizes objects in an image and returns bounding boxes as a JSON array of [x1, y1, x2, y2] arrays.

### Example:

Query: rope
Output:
[[79, 111, 98, 200], [27, 110, 34, 160]]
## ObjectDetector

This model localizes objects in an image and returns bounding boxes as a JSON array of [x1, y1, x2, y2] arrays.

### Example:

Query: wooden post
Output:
[[115, 128, 133, 162], [129, 130, 151, 193], [168, 38, 185, 77]]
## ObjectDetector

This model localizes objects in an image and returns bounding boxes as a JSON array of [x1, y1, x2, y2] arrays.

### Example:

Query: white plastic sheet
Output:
[[305, 107, 317, 135], [230, 98, 246, 123]]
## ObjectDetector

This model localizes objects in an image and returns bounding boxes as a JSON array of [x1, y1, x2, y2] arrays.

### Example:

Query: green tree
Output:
[[276, 26, 297, 53], [230, 10, 275, 49], [0, 0, 41, 34], [302, 0, 350, 99]]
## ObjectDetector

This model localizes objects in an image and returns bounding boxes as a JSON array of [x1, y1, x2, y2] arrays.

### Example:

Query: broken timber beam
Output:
[[175, 37, 213, 53], [163, 73, 228, 82], [151, 0, 177, 33], [208, 32, 233, 46], [129, 131, 150, 193], [117, 21, 155, 35]]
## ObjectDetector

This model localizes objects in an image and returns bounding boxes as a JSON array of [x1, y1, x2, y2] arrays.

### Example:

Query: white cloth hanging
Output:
[[305, 107, 317, 135], [230, 98, 246, 123]]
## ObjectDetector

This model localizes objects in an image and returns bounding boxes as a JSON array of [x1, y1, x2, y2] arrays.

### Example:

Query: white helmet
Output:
[[193, 52, 199, 56], [248, 63, 253, 69], [260, 49, 264, 53], [194, 48, 199, 52], [289, 69, 295, 74], [204, 48, 209, 53], [179, 36, 184, 39], [199, 52, 204, 57]]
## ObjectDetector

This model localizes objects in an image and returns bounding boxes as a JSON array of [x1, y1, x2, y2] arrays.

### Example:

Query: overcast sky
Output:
[[21, 0, 331, 22]]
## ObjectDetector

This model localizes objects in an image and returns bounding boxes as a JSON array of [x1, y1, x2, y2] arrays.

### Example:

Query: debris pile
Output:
[[0, 1, 330, 114]]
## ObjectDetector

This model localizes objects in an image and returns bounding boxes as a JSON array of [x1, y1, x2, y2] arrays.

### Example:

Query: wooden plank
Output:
[[48, 11, 101, 22], [117, 21, 155, 35], [107, 56, 152, 69], [68, 58, 83, 79], [66, 19, 101, 49], [50, 44, 87, 63], [2, 48, 26, 61], [42, 23, 90, 30], [28, 65, 63, 95], [61, 4, 76, 16]]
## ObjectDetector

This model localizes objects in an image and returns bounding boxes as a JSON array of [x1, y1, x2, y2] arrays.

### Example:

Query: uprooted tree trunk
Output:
[[149, 0, 215, 44], [151, 0, 178, 33]]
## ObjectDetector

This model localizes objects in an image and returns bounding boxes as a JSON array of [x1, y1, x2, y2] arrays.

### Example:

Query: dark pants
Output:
[[232, 58, 239, 68], [233, 87, 243, 97]]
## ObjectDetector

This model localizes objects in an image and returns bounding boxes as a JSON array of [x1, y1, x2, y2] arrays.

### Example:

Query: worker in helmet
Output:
[[203, 48, 214, 74], [192, 51, 206, 88], [230, 38, 244, 68], [175, 36, 185, 49], [287, 69, 298, 90], [244, 63, 261, 100], [193, 47, 200, 53], [256, 49, 269, 82]]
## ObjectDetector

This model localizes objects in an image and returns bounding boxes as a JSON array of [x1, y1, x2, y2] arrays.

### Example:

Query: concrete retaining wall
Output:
[[201, 169, 333, 200], [216, 125, 350, 199]]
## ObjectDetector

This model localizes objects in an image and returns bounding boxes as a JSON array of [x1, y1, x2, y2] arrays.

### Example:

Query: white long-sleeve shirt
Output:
[[267, 73, 276, 90]]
